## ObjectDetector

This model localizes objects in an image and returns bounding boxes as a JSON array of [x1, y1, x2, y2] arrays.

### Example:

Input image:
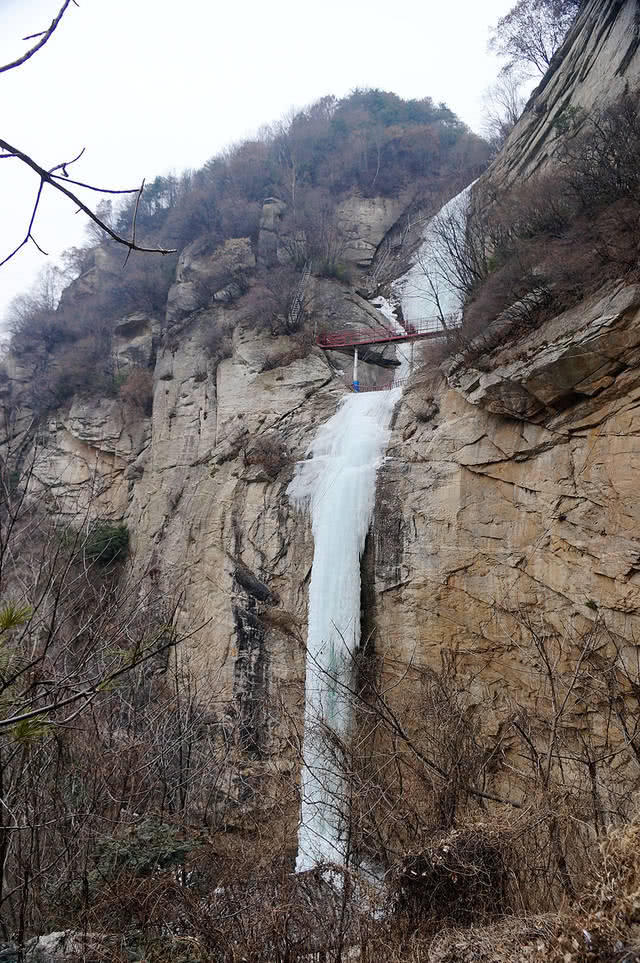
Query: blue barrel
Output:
[[352, 380, 360, 392]]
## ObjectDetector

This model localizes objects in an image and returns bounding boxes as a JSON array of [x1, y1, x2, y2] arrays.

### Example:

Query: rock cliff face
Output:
[[3, 0, 640, 826], [374, 279, 640, 699], [368, 0, 640, 784], [488, 0, 640, 185], [0, 190, 417, 794]]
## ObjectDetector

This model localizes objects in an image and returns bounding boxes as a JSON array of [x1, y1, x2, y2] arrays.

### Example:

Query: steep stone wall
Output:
[[365, 0, 640, 767], [0, 194, 416, 811], [371, 279, 640, 792], [486, 0, 640, 186]]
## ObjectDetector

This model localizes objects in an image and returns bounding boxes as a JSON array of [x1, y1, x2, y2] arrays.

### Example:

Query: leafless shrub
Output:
[[460, 243, 553, 342], [280, 188, 350, 280], [419, 195, 491, 309], [296, 601, 640, 952], [559, 90, 640, 209], [393, 826, 514, 927], [240, 265, 313, 335], [481, 68, 528, 152], [261, 334, 313, 371], [0, 461, 211, 944], [244, 432, 289, 478], [218, 195, 262, 241], [43, 332, 114, 405], [544, 813, 640, 961]]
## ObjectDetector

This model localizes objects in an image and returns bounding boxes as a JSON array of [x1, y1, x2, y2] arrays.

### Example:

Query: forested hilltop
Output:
[[4, 89, 487, 409]]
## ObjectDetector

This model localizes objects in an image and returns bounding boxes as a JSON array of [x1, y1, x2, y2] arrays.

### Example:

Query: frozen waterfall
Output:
[[288, 187, 470, 872], [288, 385, 401, 869]]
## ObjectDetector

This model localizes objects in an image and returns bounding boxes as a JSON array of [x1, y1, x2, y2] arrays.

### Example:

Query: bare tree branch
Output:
[[0, 0, 77, 76], [488, 0, 580, 77], [1, 8, 177, 267], [0, 633, 178, 731], [0, 137, 177, 265], [123, 178, 146, 267]]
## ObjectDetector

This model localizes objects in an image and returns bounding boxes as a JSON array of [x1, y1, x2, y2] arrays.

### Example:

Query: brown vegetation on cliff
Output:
[[420, 88, 640, 367], [2, 88, 489, 427]]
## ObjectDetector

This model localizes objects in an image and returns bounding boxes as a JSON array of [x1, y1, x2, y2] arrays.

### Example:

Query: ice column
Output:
[[288, 386, 400, 869]]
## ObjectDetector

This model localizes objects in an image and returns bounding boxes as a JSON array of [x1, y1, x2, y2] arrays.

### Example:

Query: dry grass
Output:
[[393, 825, 514, 927]]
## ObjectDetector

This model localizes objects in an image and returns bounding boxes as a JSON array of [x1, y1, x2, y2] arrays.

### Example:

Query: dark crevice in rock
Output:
[[360, 530, 378, 656], [550, 390, 591, 413], [231, 601, 269, 764]]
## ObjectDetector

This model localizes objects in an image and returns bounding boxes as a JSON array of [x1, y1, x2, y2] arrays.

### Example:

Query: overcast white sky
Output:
[[0, 0, 515, 323]]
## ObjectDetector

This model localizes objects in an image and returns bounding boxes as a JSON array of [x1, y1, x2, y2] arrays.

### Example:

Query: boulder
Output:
[[23, 931, 115, 962], [257, 197, 286, 266], [167, 237, 256, 322], [445, 282, 640, 423], [112, 312, 156, 370], [166, 278, 202, 323], [335, 195, 405, 267]]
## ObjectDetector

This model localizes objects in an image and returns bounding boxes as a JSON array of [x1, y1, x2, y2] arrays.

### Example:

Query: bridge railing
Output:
[[317, 317, 457, 348], [351, 376, 411, 392]]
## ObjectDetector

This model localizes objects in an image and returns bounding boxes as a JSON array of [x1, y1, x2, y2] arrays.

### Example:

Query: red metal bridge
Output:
[[316, 317, 452, 349]]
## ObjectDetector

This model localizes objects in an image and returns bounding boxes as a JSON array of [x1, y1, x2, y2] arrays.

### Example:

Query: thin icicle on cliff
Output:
[[288, 186, 471, 872]]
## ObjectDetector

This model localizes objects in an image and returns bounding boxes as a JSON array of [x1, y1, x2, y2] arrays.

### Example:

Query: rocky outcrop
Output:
[[487, 0, 640, 186], [21, 931, 116, 962], [167, 236, 256, 322], [444, 282, 640, 420], [256, 192, 413, 272], [257, 197, 287, 266], [383, 0, 640, 744], [4, 298, 343, 810], [112, 312, 157, 370], [119, 316, 343, 785], [335, 194, 407, 267], [372, 276, 640, 738], [28, 394, 148, 518]]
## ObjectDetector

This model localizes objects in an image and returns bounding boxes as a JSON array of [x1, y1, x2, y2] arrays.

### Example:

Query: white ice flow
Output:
[[288, 386, 400, 869], [396, 183, 472, 325], [288, 187, 470, 872]]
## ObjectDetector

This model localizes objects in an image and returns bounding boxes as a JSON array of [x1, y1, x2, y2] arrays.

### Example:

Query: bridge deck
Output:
[[316, 317, 454, 349]]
